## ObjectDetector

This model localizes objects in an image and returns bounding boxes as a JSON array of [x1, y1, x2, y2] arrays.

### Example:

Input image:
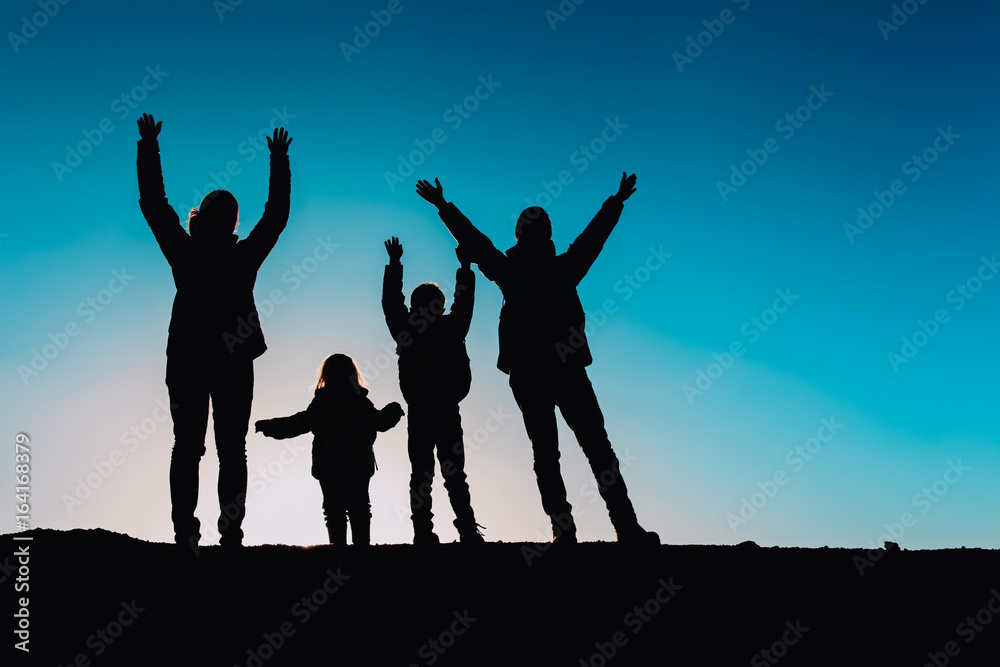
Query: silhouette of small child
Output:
[[381, 237, 484, 545], [255, 354, 403, 545]]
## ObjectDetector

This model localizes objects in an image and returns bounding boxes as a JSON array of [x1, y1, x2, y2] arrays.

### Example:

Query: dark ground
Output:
[[4, 528, 1000, 665]]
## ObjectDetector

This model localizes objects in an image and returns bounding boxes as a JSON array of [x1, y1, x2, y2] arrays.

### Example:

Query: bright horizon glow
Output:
[[2, 0, 998, 550]]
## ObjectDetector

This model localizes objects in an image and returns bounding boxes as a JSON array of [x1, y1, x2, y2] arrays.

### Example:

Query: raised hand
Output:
[[416, 178, 446, 210], [385, 236, 403, 263], [137, 113, 161, 141], [455, 244, 472, 269], [614, 172, 637, 202], [266, 127, 292, 156]]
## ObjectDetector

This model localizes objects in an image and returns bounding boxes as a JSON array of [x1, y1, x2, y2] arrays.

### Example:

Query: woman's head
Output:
[[316, 353, 363, 392], [188, 190, 239, 239], [515, 206, 551, 244]]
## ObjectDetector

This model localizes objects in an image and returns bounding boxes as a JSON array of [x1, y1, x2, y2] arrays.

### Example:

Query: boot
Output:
[[455, 517, 486, 545], [350, 513, 370, 547], [616, 522, 660, 546], [413, 529, 440, 547], [551, 511, 578, 546], [327, 517, 347, 546]]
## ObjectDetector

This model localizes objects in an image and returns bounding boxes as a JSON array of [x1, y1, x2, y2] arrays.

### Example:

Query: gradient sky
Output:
[[2, 0, 998, 549]]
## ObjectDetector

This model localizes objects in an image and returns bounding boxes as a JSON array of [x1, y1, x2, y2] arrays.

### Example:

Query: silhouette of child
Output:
[[255, 354, 403, 545], [381, 237, 484, 545]]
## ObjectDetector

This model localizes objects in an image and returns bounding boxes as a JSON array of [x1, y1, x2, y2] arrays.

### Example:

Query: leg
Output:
[[433, 404, 480, 540], [166, 358, 210, 546], [210, 358, 254, 546], [347, 473, 372, 546], [555, 367, 643, 536], [407, 405, 438, 542], [319, 476, 347, 545], [509, 368, 575, 539]]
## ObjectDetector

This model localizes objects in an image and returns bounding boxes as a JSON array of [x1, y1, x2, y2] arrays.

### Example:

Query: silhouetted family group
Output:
[[136, 114, 658, 551]]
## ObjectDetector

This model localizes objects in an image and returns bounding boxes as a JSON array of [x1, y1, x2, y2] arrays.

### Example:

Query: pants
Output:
[[166, 354, 253, 546], [406, 402, 478, 535], [508, 364, 638, 536], [319, 472, 372, 545]]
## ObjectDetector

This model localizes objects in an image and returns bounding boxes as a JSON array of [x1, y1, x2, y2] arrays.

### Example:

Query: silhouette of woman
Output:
[[136, 113, 291, 549]]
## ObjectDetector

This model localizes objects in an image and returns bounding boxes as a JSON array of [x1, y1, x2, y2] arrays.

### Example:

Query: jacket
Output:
[[436, 197, 624, 373], [381, 262, 474, 405], [137, 138, 290, 361], [257, 385, 401, 479]]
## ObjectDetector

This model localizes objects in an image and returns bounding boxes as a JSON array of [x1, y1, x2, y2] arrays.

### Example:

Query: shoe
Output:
[[459, 524, 486, 545], [616, 526, 660, 546], [413, 531, 440, 547], [175, 535, 201, 558], [552, 530, 578, 547]]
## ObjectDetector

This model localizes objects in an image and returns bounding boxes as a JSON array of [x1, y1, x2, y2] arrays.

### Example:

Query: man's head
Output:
[[410, 282, 446, 317], [515, 207, 551, 244], [188, 190, 239, 239]]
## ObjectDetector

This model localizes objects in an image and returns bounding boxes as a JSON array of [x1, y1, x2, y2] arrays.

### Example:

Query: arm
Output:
[[242, 128, 292, 267], [374, 402, 404, 432], [416, 178, 509, 285], [255, 409, 311, 439], [381, 237, 409, 340], [136, 114, 186, 265], [449, 246, 475, 338], [563, 172, 637, 285]]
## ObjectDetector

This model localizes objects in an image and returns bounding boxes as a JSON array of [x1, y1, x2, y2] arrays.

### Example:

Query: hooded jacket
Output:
[[256, 385, 401, 479], [381, 262, 474, 405], [137, 138, 290, 361], [435, 197, 625, 373]]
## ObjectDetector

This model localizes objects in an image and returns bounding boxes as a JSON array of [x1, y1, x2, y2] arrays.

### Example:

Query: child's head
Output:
[[316, 354, 364, 392], [410, 282, 446, 316], [188, 190, 239, 239], [515, 206, 552, 244]]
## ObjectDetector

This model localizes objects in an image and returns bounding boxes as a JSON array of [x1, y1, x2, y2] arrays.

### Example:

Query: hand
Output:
[[416, 178, 446, 209], [137, 113, 161, 141], [614, 172, 637, 202], [384, 236, 403, 263], [455, 245, 472, 269], [266, 127, 292, 156], [255, 420, 272, 437], [388, 402, 405, 419]]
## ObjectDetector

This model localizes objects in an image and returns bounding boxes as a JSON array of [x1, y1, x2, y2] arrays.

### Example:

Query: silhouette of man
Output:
[[416, 173, 658, 545], [381, 237, 484, 545], [136, 113, 291, 549]]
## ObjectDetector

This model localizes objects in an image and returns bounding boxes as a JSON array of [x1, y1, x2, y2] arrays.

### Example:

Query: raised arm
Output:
[[243, 127, 292, 267], [563, 172, 637, 285], [449, 245, 475, 338], [136, 113, 186, 265], [416, 178, 509, 286], [381, 237, 409, 340]]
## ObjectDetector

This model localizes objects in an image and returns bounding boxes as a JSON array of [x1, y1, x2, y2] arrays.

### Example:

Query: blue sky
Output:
[[2, 0, 998, 549]]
